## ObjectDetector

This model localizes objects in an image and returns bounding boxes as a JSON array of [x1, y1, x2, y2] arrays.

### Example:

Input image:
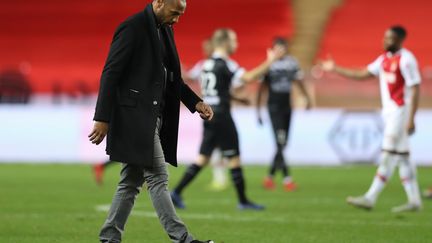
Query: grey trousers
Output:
[[99, 118, 194, 243]]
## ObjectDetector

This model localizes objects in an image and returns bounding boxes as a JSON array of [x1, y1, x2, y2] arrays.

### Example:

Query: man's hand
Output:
[[407, 120, 416, 136], [195, 101, 213, 121], [320, 58, 336, 72], [267, 46, 286, 63], [88, 121, 109, 145]]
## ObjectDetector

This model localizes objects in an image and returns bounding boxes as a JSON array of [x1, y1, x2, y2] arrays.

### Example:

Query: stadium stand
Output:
[[316, 0, 432, 106], [0, 0, 293, 94]]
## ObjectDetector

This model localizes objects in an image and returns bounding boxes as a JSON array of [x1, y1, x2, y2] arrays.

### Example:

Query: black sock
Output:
[[174, 164, 202, 194], [281, 163, 289, 177], [270, 148, 283, 176], [269, 158, 277, 176], [230, 167, 248, 204], [277, 152, 289, 177]]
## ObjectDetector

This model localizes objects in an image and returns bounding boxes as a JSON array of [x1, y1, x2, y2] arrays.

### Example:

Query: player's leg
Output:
[[280, 109, 296, 191], [222, 118, 264, 210], [172, 154, 211, 196], [226, 156, 263, 210], [392, 132, 422, 213], [263, 111, 283, 190], [347, 150, 398, 210], [347, 113, 400, 210], [392, 154, 421, 212], [171, 122, 214, 209], [209, 149, 228, 191], [99, 163, 145, 242], [354, 150, 398, 206]]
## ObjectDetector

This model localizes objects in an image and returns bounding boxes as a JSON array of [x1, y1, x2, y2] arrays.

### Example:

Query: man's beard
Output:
[[386, 46, 399, 53]]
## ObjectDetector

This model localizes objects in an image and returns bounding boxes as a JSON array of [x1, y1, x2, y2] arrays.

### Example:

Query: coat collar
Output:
[[145, 4, 163, 69], [144, 4, 180, 74], [162, 27, 181, 73]]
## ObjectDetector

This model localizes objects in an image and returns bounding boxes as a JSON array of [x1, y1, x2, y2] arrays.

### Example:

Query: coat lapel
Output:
[[163, 27, 181, 76], [144, 5, 163, 70], [144, 5, 180, 80]]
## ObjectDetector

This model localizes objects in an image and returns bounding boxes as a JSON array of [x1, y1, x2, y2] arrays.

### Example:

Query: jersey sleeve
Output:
[[226, 59, 246, 88], [188, 60, 204, 81], [367, 55, 383, 77], [400, 52, 421, 87]]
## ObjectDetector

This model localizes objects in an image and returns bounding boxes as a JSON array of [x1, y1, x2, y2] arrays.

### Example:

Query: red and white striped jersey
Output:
[[367, 48, 421, 113]]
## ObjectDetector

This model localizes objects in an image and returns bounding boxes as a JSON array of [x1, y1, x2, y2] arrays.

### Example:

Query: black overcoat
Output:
[[93, 4, 202, 167]]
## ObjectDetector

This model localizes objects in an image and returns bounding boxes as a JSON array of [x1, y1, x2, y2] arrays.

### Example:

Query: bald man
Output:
[[90, 0, 213, 242]]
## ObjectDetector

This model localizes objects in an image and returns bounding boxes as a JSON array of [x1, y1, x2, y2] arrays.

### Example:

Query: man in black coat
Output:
[[88, 0, 214, 242]]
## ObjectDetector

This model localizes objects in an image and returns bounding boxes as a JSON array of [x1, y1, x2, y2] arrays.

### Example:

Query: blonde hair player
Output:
[[171, 28, 285, 210]]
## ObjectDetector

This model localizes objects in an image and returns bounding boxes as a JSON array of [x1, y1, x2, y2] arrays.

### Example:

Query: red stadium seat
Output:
[[316, 0, 432, 99], [0, 0, 293, 94]]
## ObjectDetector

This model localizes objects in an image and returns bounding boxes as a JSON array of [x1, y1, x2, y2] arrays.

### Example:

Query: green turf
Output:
[[0, 164, 431, 243]]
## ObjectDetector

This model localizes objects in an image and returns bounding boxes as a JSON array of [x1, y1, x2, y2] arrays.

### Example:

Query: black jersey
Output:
[[200, 55, 245, 112], [264, 56, 303, 109]]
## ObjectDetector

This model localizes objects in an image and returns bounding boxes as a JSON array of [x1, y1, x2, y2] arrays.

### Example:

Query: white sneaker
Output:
[[391, 203, 422, 213], [346, 196, 374, 210]]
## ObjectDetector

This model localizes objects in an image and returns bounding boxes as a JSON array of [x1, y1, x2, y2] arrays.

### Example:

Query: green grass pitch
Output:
[[0, 163, 431, 243]]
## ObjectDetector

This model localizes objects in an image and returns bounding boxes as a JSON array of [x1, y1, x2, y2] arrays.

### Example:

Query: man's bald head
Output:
[[169, 0, 186, 5], [152, 0, 186, 26]]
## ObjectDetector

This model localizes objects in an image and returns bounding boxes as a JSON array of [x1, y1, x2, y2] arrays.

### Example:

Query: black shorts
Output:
[[269, 109, 292, 146], [199, 112, 240, 158]]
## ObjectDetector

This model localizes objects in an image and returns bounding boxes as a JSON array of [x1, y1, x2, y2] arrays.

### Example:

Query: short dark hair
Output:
[[273, 37, 288, 47], [390, 25, 407, 40]]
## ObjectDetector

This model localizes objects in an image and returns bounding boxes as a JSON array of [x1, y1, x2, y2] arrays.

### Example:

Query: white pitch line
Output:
[[95, 204, 431, 228]]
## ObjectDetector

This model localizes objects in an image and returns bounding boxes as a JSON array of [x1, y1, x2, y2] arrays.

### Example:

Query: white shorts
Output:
[[381, 107, 409, 152]]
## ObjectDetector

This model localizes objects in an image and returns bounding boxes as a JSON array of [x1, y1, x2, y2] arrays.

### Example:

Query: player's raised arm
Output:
[[320, 58, 374, 80], [240, 46, 286, 83]]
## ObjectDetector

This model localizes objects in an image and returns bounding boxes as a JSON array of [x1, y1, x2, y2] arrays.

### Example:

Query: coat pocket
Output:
[[118, 96, 137, 107], [118, 89, 140, 107]]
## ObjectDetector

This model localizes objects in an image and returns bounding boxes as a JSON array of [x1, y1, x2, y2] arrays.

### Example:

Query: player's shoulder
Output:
[[271, 55, 299, 70], [284, 55, 299, 63], [375, 53, 386, 60], [400, 48, 418, 63], [368, 53, 385, 67], [202, 58, 217, 71], [208, 57, 228, 69], [192, 59, 206, 69], [225, 58, 240, 73], [207, 54, 241, 73], [286, 55, 301, 69]]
